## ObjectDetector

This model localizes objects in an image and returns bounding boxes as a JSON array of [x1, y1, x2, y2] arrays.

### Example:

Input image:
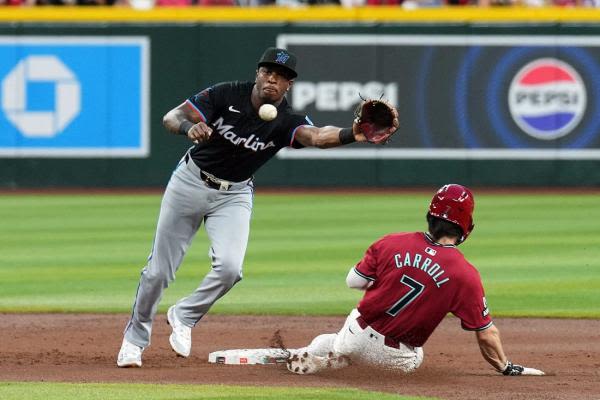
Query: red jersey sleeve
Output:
[[354, 239, 380, 281], [451, 268, 493, 331]]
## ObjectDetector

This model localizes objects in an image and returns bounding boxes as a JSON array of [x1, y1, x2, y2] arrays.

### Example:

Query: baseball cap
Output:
[[257, 47, 298, 79]]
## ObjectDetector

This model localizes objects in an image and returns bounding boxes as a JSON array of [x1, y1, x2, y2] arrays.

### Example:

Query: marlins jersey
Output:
[[355, 232, 493, 348], [186, 81, 312, 182]]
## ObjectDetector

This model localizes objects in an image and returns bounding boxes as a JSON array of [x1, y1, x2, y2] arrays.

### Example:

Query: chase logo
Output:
[[508, 58, 586, 140], [2, 55, 81, 138], [0, 36, 149, 157]]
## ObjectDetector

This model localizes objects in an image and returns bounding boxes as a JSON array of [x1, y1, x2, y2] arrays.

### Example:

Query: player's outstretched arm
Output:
[[475, 325, 544, 376], [294, 125, 367, 149], [163, 102, 212, 143], [294, 98, 400, 148]]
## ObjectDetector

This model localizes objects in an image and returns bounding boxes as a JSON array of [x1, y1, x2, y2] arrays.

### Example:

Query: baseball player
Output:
[[287, 184, 545, 377], [117, 47, 399, 368]]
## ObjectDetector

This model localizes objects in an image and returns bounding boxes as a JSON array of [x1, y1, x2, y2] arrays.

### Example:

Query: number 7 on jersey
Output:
[[386, 275, 425, 317]]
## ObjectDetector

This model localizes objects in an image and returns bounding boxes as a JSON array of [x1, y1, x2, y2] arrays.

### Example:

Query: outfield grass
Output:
[[0, 192, 598, 317], [0, 382, 432, 400]]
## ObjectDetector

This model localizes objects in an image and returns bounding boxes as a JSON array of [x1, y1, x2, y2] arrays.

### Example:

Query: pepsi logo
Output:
[[508, 58, 586, 140]]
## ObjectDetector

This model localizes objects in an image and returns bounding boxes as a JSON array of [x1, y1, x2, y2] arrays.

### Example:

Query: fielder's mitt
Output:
[[354, 99, 399, 144]]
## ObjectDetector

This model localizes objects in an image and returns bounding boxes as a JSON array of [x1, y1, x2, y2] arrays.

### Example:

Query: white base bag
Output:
[[208, 348, 295, 365]]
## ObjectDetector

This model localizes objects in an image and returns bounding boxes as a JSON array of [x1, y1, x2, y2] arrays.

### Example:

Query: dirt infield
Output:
[[1, 314, 598, 400]]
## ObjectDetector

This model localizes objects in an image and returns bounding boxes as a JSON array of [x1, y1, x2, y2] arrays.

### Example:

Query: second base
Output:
[[208, 348, 294, 365]]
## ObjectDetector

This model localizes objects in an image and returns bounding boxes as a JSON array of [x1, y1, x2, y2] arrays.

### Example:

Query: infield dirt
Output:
[[0, 314, 598, 400]]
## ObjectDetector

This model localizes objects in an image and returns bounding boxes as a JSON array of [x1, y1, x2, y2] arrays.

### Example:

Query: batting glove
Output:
[[501, 360, 545, 376]]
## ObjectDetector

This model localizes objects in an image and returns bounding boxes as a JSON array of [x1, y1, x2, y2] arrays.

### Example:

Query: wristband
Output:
[[339, 127, 356, 145], [178, 120, 194, 136]]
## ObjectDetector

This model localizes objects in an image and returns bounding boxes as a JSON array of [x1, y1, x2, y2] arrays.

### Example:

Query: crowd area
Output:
[[1, 0, 599, 7]]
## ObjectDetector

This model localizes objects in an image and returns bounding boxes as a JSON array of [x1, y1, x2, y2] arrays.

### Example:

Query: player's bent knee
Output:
[[217, 265, 243, 287], [414, 347, 424, 369], [141, 267, 173, 288], [397, 348, 424, 373]]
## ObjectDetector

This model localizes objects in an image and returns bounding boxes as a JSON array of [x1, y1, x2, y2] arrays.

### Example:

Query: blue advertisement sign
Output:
[[0, 36, 149, 157], [278, 35, 600, 160]]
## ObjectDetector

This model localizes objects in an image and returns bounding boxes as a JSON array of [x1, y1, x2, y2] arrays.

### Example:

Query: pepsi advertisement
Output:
[[277, 35, 600, 160]]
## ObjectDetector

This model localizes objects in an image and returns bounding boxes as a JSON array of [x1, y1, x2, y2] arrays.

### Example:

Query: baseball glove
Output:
[[354, 99, 399, 144]]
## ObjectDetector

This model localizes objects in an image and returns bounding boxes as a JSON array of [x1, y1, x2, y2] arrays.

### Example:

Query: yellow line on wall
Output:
[[0, 6, 599, 23]]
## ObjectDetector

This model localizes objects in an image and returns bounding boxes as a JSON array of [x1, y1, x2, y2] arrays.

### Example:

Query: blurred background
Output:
[[0, 6, 599, 189]]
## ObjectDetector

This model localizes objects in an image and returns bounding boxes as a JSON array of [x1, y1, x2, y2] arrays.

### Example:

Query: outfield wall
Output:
[[1, 8, 599, 188]]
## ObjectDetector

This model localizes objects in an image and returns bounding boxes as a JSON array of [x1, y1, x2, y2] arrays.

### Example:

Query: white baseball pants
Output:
[[303, 308, 424, 372]]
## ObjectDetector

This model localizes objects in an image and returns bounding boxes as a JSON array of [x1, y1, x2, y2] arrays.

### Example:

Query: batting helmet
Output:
[[428, 184, 475, 244]]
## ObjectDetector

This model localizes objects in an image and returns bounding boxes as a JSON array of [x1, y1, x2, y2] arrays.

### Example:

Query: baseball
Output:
[[258, 104, 277, 121]]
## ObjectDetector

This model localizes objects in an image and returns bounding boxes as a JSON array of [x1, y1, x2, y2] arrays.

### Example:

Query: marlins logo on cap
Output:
[[257, 47, 298, 79], [508, 58, 586, 140], [275, 51, 290, 64]]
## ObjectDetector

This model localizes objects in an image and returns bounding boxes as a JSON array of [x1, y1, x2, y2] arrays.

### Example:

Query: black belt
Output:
[[184, 153, 232, 191], [356, 316, 400, 349]]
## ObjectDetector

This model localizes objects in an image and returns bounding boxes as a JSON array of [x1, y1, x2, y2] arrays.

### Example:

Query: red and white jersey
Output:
[[355, 232, 493, 347]]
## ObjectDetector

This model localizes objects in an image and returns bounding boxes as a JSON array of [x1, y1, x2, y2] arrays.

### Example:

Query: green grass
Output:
[[0, 192, 598, 317], [0, 382, 431, 400]]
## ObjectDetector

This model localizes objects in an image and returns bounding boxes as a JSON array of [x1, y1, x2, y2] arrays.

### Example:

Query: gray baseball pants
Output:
[[124, 153, 253, 348]]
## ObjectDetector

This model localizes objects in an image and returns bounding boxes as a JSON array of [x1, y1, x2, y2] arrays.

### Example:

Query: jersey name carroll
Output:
[[393, 251, 450, 288], [186, 81, 311, 182]]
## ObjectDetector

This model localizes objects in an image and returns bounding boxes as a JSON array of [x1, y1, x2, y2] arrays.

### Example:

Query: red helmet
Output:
[[428, 184, 475, 244]]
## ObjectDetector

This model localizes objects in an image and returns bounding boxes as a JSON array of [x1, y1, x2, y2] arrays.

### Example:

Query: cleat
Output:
[[286, 351, 327, 375], [167, 305, 192, 357], [286, 351, 351, 375], [117, 338, 143, 368]]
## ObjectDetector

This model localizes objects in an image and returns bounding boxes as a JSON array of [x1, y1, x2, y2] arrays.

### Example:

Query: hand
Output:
[[187, 121, 212, 143], [501, 360, 545, 376]]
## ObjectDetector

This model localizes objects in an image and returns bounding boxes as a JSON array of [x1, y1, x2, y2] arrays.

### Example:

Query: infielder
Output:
[[117, 47, 398, 367], [287, 184, 545, 377]]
